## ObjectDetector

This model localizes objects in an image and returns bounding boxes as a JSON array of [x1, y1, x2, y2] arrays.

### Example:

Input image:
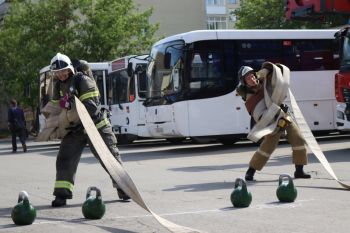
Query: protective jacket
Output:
[[236, 63, 307, 171], [51, 72, 109, 137], [50, 72, 121, 200], [236, 62, 289, 142]]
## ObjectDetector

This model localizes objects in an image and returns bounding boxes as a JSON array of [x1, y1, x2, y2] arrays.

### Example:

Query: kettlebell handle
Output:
[[234, 178, 247, 189], [86, 186, 102, 199], [17, 191, 29, 203], [278, 174, 293, 185]]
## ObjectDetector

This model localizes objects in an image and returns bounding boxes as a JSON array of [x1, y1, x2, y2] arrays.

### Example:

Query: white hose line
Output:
[[75, 96, 204, 233], [289, 90, 350, 189]]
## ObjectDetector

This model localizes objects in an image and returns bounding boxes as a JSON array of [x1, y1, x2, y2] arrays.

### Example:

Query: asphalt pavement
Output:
[[0, 136, 350, 233]]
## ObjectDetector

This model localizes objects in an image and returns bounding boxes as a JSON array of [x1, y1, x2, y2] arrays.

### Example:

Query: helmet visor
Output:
[[51, 60, 69, 71]]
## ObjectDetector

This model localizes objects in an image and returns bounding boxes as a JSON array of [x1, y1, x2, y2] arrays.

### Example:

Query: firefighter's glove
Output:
[[277, 117, 290, 130], [280, 104, 289, 113], [59, 94, 72, 110]]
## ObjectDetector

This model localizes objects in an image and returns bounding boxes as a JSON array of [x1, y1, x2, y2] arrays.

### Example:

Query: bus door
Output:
[[134, 63, 149, 137], [144, 66, 176, 137], [144, 42, 185, 138], [92, 69, 108, 109], [108, 68, 131, 133], [108, 58, 150, 143]]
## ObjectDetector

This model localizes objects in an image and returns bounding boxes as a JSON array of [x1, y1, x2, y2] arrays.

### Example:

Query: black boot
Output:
[[245, 167, 256, 181], [51, 196, 67, 207], [294, 165, 311, 179], [22, 144, 27, 153], [117, 188, 130, 201]]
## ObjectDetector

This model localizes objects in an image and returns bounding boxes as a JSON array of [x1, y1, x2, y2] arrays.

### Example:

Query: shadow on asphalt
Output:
[[0, 199, 126, 216], [0, 199, 135, 232], [0, 216, 135, 233]]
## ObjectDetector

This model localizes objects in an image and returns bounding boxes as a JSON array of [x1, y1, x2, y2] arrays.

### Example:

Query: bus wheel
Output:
[[117, 134, 136, 145], [218, 138, 239, 146], [166, 138, 186, 144]]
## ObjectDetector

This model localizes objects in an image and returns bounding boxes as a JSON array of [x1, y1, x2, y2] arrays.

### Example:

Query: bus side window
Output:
[[207, 52, 222, 78], [238, 40, 283, 71], [191, 53, 206, 78], [137, 67, 148, 98], [296, 40, 338, 71]]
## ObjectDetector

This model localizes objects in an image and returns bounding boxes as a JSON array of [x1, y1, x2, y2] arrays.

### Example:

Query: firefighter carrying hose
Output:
[[236, 63, 312, 181], [49, 52, 129, 207]]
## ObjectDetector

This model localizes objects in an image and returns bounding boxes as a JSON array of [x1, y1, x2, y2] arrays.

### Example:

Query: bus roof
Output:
[[89, 62, 109, 70], [153, 29, 339, 46], [109, 55, 148, 73]]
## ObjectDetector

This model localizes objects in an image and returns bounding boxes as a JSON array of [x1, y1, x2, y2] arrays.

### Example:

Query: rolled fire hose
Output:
[[248, 63, 350, 190], [248, 63, 289, 142], [74, 96, 204, 233]]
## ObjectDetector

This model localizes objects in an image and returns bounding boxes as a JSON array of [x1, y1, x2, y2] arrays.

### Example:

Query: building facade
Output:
[[133, 0, 206, 38], [134, 0, 241, 37], [206, 0, 241, 29]]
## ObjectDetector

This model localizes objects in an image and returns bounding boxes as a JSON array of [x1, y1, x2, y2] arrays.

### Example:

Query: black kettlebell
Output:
[[11, 191, 37, 225], [230, 178, 252, 208], [82, 187, 106, 219], [276, 174, 297, 202]]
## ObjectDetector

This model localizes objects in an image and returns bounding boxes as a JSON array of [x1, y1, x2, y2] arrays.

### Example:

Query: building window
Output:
[[206, 0, 225, 6], [227, 0, 238, 4], [207, 16, 227, 29], [228, 9, 237, 22]]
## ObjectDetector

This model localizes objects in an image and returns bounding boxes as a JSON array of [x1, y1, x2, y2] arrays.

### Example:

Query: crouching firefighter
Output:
[[236, 63, 311, 181], [49, 53, 130, 207]]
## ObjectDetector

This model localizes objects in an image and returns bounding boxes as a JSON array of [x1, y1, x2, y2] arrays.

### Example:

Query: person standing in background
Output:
[[8, 99, 27, 153]]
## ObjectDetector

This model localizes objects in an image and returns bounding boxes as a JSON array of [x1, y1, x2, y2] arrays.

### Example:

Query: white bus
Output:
[[36, 62, 109, 133], [144, 29, 340, 145], [107, 55, 149, 144]]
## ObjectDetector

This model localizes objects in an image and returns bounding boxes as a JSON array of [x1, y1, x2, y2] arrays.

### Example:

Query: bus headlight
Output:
[[337, 110, 345, 120]]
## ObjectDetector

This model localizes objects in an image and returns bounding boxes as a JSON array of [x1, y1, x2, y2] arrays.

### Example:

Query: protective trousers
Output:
[[249, 120, 307, 171], [53, 124, 121, 199], [11, 128, 26, 152]]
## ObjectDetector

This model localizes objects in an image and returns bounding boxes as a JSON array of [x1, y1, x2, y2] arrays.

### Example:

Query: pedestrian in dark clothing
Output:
[[8, 99, 27, 153]]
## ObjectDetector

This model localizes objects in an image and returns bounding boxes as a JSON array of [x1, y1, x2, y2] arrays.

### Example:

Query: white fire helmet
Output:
[[50, 52, 75, 74], [238, 66, 254, 84]]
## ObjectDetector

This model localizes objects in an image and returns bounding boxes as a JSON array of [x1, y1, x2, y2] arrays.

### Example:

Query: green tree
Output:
[[0, 0, 81, 107], [235, 0, 349, 29], [75, 0, 159, 61], [0, 0, 158, 108]]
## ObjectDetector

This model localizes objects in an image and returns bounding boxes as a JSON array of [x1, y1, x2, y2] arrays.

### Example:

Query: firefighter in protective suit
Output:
[[49, 53, 130, 207], [236, 64, 311, 181]]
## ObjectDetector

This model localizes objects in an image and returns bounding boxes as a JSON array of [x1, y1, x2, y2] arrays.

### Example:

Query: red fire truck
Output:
[[285, 0, 350, 19], [335, 26, 350, 130]]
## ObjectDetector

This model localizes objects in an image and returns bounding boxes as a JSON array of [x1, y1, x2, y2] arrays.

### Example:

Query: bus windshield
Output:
[[145, 40, 238, 106], [147, 40, 185, 101]]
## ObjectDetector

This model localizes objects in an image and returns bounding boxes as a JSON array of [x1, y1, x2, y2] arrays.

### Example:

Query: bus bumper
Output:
[[335, 103, 350, 131]]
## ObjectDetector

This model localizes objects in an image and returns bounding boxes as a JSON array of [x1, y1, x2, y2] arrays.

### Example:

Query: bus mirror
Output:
[[164, 52, 171, 69], [127, 62, 133, 77]]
